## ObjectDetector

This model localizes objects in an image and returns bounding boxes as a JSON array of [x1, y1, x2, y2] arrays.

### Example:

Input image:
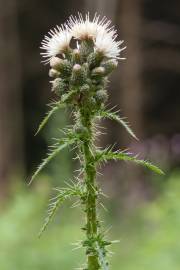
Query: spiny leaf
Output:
[[39, 183, 84, 237], [38, 192, 66, 237], [96, 243, 109, 270], [99, 109, 138, 140], [35, 90, 77, 136], [95, 149, 164, 175], [35, 101, 64, 135], [29, 138, 76, 185]]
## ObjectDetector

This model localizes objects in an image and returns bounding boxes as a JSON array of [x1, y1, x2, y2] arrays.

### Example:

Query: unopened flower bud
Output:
[[72, 49, 81, 64], [50, 57, 63, 70], [80, 40, 94, 60], [80, 84, 90, 93], [73, 64, 81, 72], [89, 97, 96, 108], [50, 57, 72, 77], [91, 67, 105, 78], [49, 68, 60, 78], [87, 51, 104, 69], [102, 59, 118, 75], [71, 64, 86, 85], [95, 89, 108, 104], [51, 78, 67, 96]]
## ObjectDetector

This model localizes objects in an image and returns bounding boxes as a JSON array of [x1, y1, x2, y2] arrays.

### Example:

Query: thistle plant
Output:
[[31, 13, 164, 270]]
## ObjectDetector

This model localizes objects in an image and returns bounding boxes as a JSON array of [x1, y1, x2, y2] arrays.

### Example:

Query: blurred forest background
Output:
[[0, 0, 180, 269]]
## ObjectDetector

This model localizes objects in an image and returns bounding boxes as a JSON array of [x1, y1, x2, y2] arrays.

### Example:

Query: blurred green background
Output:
[[0, 0, 180, 269]]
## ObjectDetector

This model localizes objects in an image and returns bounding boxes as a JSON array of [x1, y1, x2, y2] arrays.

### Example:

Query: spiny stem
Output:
[[80, 109, 100, 270]]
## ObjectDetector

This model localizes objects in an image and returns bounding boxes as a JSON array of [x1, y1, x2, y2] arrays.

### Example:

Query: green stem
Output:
[[80, 110, 100, 270]]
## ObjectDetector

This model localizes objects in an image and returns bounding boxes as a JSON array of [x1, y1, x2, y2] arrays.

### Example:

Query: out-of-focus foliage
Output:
[[0, 183, 85, 270], [0, 171, 180, 269], [114, 170, 180, 270]]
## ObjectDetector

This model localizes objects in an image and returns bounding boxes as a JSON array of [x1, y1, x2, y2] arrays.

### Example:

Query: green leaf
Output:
[[35, 101, 64, 135], [35, 90, 77, 135], [95, 149, 164, 175], [38, 191, 67, 237], [29, 138, 75, 185], [99, 109, 138, 140], [39, 182, 84, 237]]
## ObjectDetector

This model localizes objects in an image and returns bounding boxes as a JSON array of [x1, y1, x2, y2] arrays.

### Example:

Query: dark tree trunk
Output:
[[0, 0, 23, 200]]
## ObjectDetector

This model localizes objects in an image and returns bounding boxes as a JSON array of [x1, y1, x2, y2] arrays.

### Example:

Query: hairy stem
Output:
[[80, 109, 100, 270]]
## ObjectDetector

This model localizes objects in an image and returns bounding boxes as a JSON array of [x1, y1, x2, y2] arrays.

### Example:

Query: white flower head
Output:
[[95, 30, 126, 59], [40, 13, 126, 64], [68, 12, 113, 41], [68, 13, 98, 40], [68, 12, 125, 59], [40, 25, 72, 64]]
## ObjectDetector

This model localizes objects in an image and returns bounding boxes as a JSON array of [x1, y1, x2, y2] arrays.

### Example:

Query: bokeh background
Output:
[[0, 0, 180, 269]]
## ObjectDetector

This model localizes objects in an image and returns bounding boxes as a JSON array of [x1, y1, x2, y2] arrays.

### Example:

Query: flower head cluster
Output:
[[41, 13, 126, 64], [40, 13, 126, 112]]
